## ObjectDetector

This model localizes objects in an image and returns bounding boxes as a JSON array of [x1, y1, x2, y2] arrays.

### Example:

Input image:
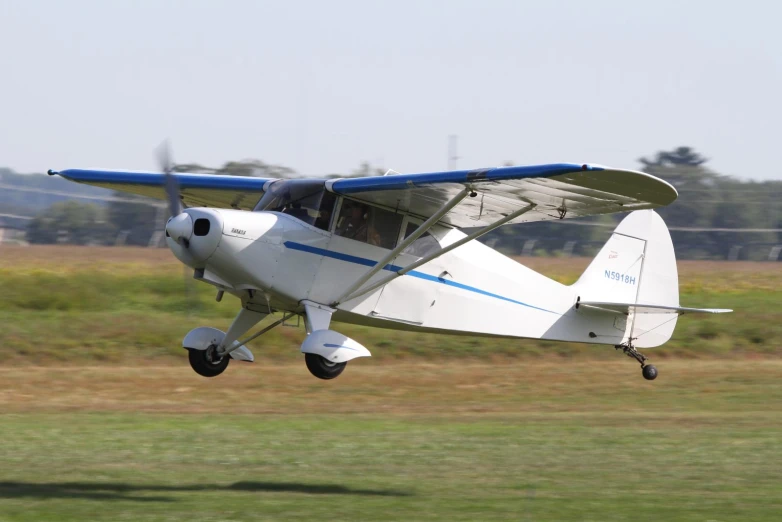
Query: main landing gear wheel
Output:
[[188, 345, 230, 377], [616, 342, 658, 381], [304, 353, 347, 380]]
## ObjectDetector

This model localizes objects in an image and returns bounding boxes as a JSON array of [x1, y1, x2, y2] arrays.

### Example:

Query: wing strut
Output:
[[336, 202, 537, 305], [332, 188, 472, 305]]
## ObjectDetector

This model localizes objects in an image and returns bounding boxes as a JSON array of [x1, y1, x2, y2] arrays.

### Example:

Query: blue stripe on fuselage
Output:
[[283, 241, 556, 314]]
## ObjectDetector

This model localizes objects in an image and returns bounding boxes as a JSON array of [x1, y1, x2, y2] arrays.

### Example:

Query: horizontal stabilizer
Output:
[[578, 301, 732, 315]]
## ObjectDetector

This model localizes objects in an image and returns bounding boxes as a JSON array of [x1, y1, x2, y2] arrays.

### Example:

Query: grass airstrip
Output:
[[0, 246, 780, 521]]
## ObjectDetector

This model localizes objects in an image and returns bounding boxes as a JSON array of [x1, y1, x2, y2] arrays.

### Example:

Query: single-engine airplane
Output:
[[49, 154, 731, 382]]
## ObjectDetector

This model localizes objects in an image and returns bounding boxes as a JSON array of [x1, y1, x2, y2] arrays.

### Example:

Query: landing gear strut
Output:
[[616, 342, 658, 381], [299, 301, 370, 380]]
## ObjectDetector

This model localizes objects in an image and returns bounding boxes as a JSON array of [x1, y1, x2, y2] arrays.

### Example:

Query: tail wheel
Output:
[[188, 345, 229, 377], [304, 353, 347, 380]]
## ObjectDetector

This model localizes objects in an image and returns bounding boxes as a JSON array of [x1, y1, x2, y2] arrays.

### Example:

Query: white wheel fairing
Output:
[[183, 327, 223, 350], [301, 329, 371, 363], [182, 326, 254, 362], [227, 346, 255, 362]]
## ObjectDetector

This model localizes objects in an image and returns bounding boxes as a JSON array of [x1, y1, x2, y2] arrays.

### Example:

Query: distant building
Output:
[[0, 213, 32, 244]]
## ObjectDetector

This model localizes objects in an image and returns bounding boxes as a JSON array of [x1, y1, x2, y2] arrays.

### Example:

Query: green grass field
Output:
[[1, 246, 780, 361], [1, 362, 781, 521], [0, 246, 780, 521]]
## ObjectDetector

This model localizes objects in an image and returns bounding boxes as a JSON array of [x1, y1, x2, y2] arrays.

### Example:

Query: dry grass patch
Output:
[[1, 360, 780, 419]]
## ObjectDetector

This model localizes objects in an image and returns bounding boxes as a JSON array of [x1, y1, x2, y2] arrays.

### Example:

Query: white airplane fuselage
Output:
[[167, 208, 633, 348]]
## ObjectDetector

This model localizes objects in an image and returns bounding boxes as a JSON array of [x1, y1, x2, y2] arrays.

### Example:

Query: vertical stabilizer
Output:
[[573, 210, 679, 347]]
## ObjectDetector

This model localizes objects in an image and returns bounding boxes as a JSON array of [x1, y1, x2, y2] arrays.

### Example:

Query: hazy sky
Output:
[[1, 0, 779, 180]]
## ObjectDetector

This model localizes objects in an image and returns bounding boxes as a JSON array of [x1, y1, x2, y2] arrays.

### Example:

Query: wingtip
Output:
[[47, 169, 59, 176]]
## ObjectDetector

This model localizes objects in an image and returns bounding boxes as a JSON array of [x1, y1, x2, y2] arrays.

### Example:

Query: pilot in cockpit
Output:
[[336, 203, 369, 242]]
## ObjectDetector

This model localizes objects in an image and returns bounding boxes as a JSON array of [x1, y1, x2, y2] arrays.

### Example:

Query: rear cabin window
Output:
[[402, 222, 442, 258], [334, 200, 402, 249]]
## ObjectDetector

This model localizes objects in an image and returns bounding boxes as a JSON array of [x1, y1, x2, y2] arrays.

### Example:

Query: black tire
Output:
[[188, 346, 230, 377], [642, 364, 658, 381], [304, 353, 347, 380]]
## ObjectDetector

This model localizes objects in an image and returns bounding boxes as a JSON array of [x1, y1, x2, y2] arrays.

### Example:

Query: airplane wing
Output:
[[326, 163, 678, 228], [49, 169, 272, 211], [50, 163, 677, 224], [578, 302, 733, 315]]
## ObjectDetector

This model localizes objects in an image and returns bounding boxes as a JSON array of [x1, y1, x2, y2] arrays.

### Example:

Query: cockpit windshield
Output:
[[253, 179, 336, 231]]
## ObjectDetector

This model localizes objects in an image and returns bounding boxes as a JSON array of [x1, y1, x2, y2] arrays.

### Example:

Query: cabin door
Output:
[[371, 218, 443, 325]]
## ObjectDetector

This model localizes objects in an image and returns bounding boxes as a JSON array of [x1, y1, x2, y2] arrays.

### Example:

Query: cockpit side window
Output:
[[312, 191, 336, 231], [401, 221, 442, 258], [334, 200, 402, 249], [254, 180, 336, 231]]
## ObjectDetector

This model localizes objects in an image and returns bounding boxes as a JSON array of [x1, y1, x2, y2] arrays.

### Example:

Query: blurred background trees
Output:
[[27, 201, 114, 245]]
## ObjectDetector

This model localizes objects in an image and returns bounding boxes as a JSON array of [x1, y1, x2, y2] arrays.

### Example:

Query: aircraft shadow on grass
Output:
[[0, 481, 413, 502]]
